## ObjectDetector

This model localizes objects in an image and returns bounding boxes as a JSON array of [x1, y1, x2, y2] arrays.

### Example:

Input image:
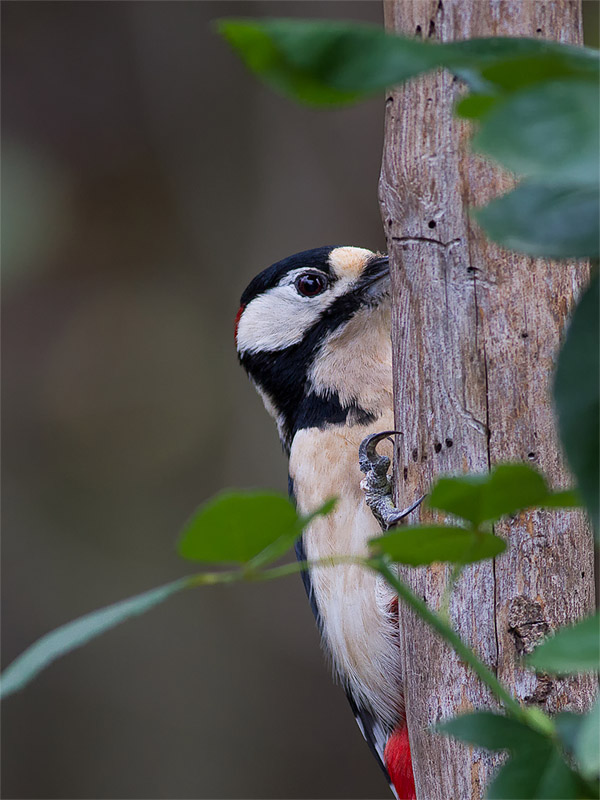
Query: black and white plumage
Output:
[[236, 246, 414, 798]]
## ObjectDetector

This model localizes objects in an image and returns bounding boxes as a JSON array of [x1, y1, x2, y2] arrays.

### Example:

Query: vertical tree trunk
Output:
[[379, 2, 596, 798]]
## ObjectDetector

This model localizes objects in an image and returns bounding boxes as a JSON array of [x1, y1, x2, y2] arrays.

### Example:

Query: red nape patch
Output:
[[388, 596, 399, 628], [234, 304, 245, 343], [384, 723, 416, 800]]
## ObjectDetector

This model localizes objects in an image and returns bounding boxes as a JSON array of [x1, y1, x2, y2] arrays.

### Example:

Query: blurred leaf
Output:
[[478, 50, 600, 91], [427, 463, 579, 526], [554, 274, 600, 534], [556, 701, 600, 780], [440, 711, 590, 798], [576, 700, 600, 780], [218, 19, 599, 106], [524, 706, 558, 738], [2, 141, 71, 287], [455, 93, 497, 119], [555, 711, 584, 755], [0, 578, 190, 700], [540, 489, 582, 508], [487, 745, 588, 799], [178, 490, 330, 564], [527, 612, 600, 674], [247, 497, 336, 569], [476, 181, 599, 258], [438, 711, 545, 751], [473, 81, 599, 185], [370, 525, 505, 565], [441, 38, 598, 92], [218, 20, 369, 105]]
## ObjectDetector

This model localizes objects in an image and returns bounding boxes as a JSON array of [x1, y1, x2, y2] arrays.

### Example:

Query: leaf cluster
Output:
[[218, 20, 599, 258], [370, 463, 578, 566], [436, 609, 599, 798], [218, 19, 600, 537], [439, 705, 599, 799]]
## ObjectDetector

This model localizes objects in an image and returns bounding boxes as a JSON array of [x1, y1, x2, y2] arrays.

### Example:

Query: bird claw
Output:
[[359, 431, 425, 530]]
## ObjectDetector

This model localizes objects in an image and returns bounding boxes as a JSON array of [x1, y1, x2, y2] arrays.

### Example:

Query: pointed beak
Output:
[[359, 255, 390, 297]]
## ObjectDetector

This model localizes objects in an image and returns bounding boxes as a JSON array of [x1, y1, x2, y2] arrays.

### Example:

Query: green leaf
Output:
[[476, 181, 599, 259], [247, 497, 336, 569], [487, 745, 587, 799], [556, 701, 600, 780], [478, 49, 600, 92], [218, 21, 362, 106], [527, 612, 600, 675], [540, 489, 582, 508], [177, 490, 330, 564], [0, 578, 190, 700], [440, 711, 591, 799], [427, 463, 578, 526], [555, 711, 584, 754], [218, 20, 599, 106], [576, 700, 600, 780], [473, 81, 599, 185], [554, 274, 600, 534], [370, 525, 505, 565], [455, 93, 497, 119], [438, 711, 545, 751]]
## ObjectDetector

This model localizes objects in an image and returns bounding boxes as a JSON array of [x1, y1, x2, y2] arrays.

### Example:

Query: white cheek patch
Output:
[[236, 270, 357, 355], [329, 246, 375, 280], [236, 283, 327, 354]]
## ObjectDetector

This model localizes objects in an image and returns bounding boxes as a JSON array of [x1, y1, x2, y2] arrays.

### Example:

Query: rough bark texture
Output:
[[379, 2, 596, 798]]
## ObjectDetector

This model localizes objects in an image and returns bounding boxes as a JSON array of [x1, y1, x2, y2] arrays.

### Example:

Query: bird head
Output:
[[236, 246, 392, 451]]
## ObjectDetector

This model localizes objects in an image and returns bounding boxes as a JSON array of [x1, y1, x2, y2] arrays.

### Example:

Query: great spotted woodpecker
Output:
[[235, 246, 416, 800]]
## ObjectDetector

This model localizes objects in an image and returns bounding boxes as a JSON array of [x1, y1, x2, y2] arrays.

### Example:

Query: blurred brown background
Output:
[[2, 2, 388, 798], [2, 3, 598, 799]]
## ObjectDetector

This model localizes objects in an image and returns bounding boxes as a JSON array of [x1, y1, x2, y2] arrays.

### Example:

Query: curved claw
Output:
[[358, 430, 402, 474], [386, 494, 426, 526], [359, 431, 426, 529]]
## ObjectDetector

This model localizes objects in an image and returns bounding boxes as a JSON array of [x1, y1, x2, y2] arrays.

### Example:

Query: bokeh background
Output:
[[2, 2, 598, 799]]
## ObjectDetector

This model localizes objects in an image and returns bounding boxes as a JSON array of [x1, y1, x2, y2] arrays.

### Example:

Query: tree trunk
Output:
[[379, 1, 596, 798]]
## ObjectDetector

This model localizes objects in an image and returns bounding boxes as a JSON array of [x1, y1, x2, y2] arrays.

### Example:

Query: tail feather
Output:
[[295, 529, 415, 799]]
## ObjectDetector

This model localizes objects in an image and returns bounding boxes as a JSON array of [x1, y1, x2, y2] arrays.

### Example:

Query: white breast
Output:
[[289, 415, 403, 728]]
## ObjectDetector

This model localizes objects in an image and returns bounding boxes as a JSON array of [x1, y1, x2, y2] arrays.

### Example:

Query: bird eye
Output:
[[295, 273, 328, 297]]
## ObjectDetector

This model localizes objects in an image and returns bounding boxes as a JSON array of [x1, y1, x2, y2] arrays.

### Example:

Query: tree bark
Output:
[[379, 2, 596, 798]]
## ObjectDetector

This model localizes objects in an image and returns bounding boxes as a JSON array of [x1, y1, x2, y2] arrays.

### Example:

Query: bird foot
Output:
[[359, 431, 425, 531]]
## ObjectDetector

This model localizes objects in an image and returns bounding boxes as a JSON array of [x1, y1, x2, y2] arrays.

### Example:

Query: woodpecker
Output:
[[235, 246, 416, 800]]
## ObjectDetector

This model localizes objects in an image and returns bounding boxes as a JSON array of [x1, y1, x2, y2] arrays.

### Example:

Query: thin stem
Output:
[[440, 561, 464, 622], [186, 554, 366, 588], [372, 558, 527, 721], [185, 554, 526, 722], [250, 554, 367, 582], [186, 570, 241, 587]]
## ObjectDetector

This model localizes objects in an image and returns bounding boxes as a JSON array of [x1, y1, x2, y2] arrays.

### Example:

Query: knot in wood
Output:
[[524, 675, 553, 706], [508, 596, 550, 656]]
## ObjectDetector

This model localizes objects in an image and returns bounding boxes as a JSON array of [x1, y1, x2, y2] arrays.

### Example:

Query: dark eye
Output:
[[295, 273, 327, 297]]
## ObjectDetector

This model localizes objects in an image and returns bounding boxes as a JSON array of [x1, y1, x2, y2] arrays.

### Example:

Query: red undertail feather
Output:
[[234, 304, 245, 342], [384, 723, 416, 800]]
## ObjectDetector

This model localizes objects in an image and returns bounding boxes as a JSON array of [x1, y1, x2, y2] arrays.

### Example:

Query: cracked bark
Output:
[[379, 2, 596, 798]]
